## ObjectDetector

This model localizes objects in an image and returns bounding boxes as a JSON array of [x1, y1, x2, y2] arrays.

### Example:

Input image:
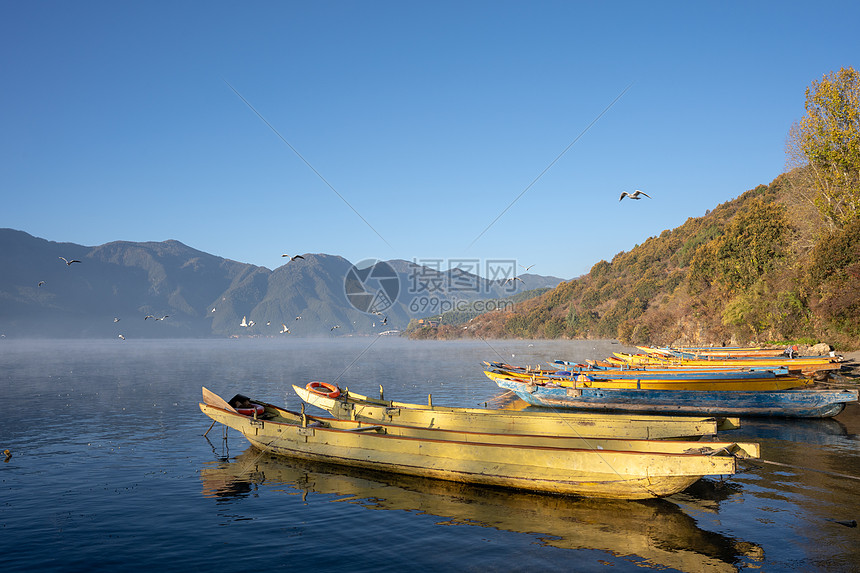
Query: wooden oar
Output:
[[202, 386, 238, 413]]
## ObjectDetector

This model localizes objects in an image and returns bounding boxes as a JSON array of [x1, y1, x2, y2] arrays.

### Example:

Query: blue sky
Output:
[[3, 1, 857, 280]]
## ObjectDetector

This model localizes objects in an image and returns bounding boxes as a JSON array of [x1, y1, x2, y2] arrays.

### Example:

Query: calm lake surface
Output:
[[1, 338, 858, 572]]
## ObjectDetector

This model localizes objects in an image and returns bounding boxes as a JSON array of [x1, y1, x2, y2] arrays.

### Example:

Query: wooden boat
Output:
[[637, 345, 793, 358], [292, 383, 740, 439], [551, 359, 790, 374], [494, 360, 793, 377], [489, 374, 859, 418], [199, 387, 759, 500], [484, 366, 810, 392], [611, 352, 843, 376], [485, 362, 812, 391]]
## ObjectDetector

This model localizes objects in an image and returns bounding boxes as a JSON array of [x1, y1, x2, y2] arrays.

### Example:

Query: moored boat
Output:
[[292, 383, 739, 439], [200, 387, 758, 500], [611, 352, 843, 376], [484, 370, 812, 392], [484, 365, 810, 391], [489, 374, 859, 418]]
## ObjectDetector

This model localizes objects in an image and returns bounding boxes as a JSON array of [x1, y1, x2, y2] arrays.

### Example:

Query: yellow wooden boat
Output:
[[200, 387, 759, 500], [292, 383, 740, 439], [636, 345, 792, 358], [612, 352, 842, 376], [483, 368, 811, 391]]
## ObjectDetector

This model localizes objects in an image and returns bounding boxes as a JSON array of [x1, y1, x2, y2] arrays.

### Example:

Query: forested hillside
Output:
[[420, 68, 860, 349]]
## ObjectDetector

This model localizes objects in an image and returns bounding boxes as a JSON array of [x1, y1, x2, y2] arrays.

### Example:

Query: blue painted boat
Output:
[[491, 375, 859, 418]]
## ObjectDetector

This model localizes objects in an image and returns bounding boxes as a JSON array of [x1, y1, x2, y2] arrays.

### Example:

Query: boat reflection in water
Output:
[[201, 448, 763, 572]]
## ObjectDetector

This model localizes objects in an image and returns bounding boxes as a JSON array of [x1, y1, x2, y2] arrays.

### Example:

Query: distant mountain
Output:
[[0, 229, 564, 338]]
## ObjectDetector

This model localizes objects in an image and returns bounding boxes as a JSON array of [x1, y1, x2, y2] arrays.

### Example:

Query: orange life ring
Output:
[[306, 381, 341, 399], [236, 403, 265, 416]]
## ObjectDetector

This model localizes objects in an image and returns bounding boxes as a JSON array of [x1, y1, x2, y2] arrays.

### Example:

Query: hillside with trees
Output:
[[422, 67, 860, 350]]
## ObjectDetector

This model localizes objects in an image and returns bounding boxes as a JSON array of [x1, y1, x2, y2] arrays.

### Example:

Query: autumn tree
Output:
[[787, 67, 860, 229]]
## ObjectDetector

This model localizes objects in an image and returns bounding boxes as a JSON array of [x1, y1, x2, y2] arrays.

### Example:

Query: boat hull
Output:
[[491, 377, 858, 418], [292, 385, 734, 440], [483, 369, 809, 391], [199, 395, 754, 500]]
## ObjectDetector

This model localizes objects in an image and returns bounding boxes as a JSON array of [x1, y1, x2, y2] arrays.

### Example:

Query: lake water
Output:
[[1, 338, 859, 572]]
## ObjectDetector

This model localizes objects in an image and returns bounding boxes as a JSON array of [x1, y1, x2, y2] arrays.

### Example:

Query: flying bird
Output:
[[118, 334, 125, 340], [519, 264, 535, 271], [59, 257, 81, 266], [155, 315, 169, 321], [144, 315, 154, 320], [330, 325, 340, 331], [114, 317, 120, 323], [382, 316, 388, 325], [504, 276, 524, 285], [240, 316, 249, 327], [280, 324, 290, 334], [38, 281, 46, 287], [619, 190, 651, 201], [295, 316, 302, 321], [146, 315, 168, 321], [282, 254, 305, 261]]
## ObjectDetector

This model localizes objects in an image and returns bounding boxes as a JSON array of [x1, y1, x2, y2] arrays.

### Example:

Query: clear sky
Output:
[[2, 1, 857, 280]]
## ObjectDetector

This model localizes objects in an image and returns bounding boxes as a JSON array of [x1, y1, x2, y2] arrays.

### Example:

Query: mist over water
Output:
[[1, 338, 858, 572]]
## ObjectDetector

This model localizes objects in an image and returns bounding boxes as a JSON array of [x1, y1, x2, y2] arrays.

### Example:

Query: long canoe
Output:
[[551, 359, 791, 374], [484, 368, 810, 392], [200, 387, 758, 500], [636, 346, 794, 358], [611, 352, 842, 376], [292, 383, 739, 439], [489, 375, 858, 418]]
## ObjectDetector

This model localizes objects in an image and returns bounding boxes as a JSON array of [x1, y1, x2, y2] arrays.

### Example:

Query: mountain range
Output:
[[0, 228, 563, 338]]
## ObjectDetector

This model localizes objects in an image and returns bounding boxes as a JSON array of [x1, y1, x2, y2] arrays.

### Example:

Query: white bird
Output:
[[118, 334, 125, 340], [280, 324, 290, 334], [619, 189, 651, 201], [38, 281, 46, 287], [519, 264, 535, 271], [266, 321, 271, 326], [114, 317, 120, 323], [295, 316, 302, 321], [144, 315, 155, 320], [155, 315, 169, 321], [240, 316, 249, 327], [59, 256, 81, 266], [330, 325, 340, 331], [281, 254, 305, 261], [504, 276, 524, 285]]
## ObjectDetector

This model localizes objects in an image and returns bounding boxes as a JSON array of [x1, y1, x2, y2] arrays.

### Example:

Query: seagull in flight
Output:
[[145, 315, 169, 321], [38, 281, 46, 287], [295, 316, 302, 321], [619, 190, 651, 201], [118, 334, 125, 340], [114, 317, 120, 323], [59, 257, 81, 266], [382, 316, 388, 325], [282, 254, 305, 261], [504, 276, 524, 285], [330, 325, 340, 331], [519, 264, 535, 271], [280, 324, 290, 334]]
